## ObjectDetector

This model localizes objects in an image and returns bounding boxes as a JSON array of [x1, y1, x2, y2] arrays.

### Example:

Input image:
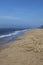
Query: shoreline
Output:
[[0, 29, 28, 51], [0, 29, 43, 65], [0, 29, 27, 45]]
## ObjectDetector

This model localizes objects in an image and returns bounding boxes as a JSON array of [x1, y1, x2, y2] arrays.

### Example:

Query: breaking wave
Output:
[[0, 30, 27, 39]]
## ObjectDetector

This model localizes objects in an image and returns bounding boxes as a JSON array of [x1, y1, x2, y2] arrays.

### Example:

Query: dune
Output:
[[0, 29, 43, 65]]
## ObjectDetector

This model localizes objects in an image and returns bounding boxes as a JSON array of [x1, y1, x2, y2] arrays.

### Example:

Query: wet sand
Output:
[[0, 29, 43, 65]]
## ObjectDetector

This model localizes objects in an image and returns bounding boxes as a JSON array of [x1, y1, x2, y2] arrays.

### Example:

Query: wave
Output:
[[0, 30, 27, 39]]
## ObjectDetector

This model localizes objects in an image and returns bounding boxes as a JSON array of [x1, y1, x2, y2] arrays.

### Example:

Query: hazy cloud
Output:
[[0, 16, 20, 20]]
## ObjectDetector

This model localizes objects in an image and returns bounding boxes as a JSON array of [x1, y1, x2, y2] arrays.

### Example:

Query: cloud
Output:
[[0, 16, 20, 20]]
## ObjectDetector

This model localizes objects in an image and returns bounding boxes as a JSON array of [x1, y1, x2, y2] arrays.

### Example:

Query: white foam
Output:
[[0, 30, 27, 39]]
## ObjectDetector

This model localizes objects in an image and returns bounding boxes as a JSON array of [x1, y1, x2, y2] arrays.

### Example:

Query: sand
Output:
[[0, 29, 43, 65]]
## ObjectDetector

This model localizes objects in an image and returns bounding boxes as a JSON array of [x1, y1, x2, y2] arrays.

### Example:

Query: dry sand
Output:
[[0, 29, 43, 65]]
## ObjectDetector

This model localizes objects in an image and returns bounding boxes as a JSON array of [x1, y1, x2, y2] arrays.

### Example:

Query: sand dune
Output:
[[0, 29, 43, 65]]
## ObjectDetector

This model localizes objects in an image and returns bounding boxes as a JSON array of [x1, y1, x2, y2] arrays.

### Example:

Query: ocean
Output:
[[0, 29, 26, 45]]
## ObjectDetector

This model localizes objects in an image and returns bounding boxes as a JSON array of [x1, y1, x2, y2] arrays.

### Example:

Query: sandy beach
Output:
[[0, 29, 43, 65]]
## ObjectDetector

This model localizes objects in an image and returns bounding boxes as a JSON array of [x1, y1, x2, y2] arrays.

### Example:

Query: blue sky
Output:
[[0, 0, 43, 28]]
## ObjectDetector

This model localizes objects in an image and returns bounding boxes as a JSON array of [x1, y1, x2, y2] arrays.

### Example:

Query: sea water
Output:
[[0, 29, 27, 45]]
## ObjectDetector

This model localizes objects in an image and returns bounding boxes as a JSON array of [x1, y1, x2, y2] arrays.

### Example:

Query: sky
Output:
[[0, 0, 43, 28]]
